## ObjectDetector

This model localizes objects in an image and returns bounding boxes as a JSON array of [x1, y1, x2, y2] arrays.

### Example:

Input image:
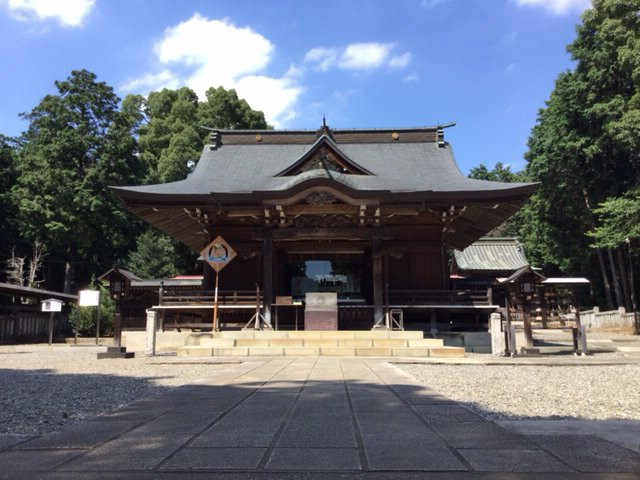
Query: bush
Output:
[[68, 282, 114, 336]]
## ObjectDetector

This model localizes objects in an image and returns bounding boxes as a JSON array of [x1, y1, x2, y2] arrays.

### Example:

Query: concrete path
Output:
[[1, 357, 639, 479]]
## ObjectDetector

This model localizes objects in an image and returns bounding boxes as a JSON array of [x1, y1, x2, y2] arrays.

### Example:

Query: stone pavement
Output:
[[1, 357, 639, 479]]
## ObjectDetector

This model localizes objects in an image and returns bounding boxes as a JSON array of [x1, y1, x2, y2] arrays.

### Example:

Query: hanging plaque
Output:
[[200, 236, 237, 272]]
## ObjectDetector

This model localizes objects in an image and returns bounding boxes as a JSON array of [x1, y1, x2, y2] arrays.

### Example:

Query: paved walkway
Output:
[[1, 357, 639, 479]]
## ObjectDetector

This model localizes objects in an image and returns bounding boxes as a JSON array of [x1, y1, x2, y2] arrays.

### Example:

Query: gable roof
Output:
[[454, 237, 530, 272], [111, 126, 537, 203], [276, 135, 372, 176]]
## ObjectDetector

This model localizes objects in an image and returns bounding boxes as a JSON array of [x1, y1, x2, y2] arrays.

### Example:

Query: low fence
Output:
[[0, 305, 70, 342], [580, 307, 637, 332]]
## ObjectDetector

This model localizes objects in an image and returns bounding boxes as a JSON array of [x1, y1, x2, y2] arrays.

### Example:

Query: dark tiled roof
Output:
[[112, 128, 537, 201], [454, 237, 530, 272]]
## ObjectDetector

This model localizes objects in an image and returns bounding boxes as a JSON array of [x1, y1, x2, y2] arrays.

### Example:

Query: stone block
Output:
[[373, 339, 407, 347], [392, 347, 431, 357], [355, 331, 390, 339], [218, 331, 255, 339], [212, 347, 248, 356], [390, 330, 424, 338], [266, 447, 361, 470], [176, 347, 213, 357], [235, 339, 269, 347], [304, 339, 338, 347], [320, 347, 356, 356], [160, 447, 266, 470], [269, 339, 304, 347], [458, 448, 572, 472], [249, 347, 284, 356], [408, 338, 444, 347], [254, 331, 289, 339], [355, 347, 393, 356], [284, 347, 319, 356], [429, 346, 465, 357], [320, 331, 356, 339], [339, 339, 372, 347], [198, 338, 235, 347]]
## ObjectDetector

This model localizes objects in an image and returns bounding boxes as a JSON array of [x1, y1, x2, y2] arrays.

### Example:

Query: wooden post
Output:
[[95, 306, 101, 345], [212, 270, 220, 332], [372, 240, 385, 328], [262, 238, 273, 328], [384, 252, 390, 329], [113, 310, 122, 347], [505, 290, 515, 356], [47, 312, 54, 345]]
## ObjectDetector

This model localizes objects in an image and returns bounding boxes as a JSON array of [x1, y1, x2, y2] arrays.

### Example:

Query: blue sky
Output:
[[0, 0, 591, 173]]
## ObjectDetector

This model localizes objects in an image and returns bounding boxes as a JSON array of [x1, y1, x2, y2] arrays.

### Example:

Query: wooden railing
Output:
[[160, 289, 260, 307], [388, 289, 492, 307]]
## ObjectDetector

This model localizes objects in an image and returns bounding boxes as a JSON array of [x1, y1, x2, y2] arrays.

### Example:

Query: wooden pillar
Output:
[[384, 252, 390, 329], [113, 304, 122, 347], [262, 238, 273, 328], [372, 240, 385, 328]]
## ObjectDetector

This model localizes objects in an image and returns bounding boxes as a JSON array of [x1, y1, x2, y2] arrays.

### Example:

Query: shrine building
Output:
[[111, 123, 537, 333]]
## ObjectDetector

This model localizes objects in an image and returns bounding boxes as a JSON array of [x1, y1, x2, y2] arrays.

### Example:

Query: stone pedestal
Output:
[[304, 292, 338, 330], [146, 309, 157, 356], [489, 313, 503, 356]]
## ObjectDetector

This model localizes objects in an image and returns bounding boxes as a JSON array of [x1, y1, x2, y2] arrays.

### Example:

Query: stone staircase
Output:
[[176, 330, 465, 357]]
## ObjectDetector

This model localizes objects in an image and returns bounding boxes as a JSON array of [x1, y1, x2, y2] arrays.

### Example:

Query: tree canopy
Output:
[[12, 70, 146, 290], [517, 0, 640, 307]]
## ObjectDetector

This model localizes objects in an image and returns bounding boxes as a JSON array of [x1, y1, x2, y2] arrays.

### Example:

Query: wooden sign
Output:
[[200, 236, 237, 272]]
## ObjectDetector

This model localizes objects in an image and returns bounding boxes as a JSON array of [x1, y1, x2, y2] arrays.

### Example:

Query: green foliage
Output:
[[68, 281, 115, 336], [0, 135, 20, 267], [133, 85, 268, 184], [12, 70, 147, 288], [588, 189, 640, 248], [518, 0, 640, 281], [468, 162, 526, 183], [126, 229, 198, 279], [469, 162, 527, 237]]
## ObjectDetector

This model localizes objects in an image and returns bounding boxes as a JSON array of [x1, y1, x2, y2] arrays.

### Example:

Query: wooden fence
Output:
[[0, 305, 70, 342]]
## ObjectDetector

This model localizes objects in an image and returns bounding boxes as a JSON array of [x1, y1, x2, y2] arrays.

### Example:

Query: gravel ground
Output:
[[398, 363, 640, 421], [0, 346, 232, 435]]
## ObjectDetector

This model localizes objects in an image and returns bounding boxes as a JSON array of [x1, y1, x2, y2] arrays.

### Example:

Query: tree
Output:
[[125, 85, 268, 276], [588, 189, 640, 249], [126, 230, 185, 279], [0, 135, 20, 272], [518, 0, 640, 309], [469, 162, 527, 236], [13, 70, 146, 292]]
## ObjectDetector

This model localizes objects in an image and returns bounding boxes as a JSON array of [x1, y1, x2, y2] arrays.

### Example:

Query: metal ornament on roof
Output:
[[200, 236, 237, 272]]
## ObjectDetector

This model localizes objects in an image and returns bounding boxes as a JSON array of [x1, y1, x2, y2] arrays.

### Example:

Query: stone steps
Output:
[[176, 330, 464, 358], [177, 345, 465, 357]]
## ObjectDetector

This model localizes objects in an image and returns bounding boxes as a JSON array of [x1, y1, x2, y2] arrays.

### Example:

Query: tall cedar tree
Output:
[[13, 70, 146, 292], [124, 86, 268, 278], [0, 135, 20, 272], [519, 0, 640, 308]]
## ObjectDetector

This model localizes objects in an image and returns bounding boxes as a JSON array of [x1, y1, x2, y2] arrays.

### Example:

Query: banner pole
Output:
[[213, 270, 220, 332]]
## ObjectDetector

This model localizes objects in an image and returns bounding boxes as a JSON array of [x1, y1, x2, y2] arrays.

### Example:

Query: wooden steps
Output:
[[177, 331, 464, 358]]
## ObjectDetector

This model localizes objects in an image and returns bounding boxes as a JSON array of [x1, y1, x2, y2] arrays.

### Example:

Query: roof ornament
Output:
[[316, 116, 334, 140], [199, 125, 222, 150]]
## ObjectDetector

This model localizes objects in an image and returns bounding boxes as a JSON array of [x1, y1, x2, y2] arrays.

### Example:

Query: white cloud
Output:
[[404, 73, 418, 82], [339, 43, 394, 70], [389, 52, 412, 69], [504, 63, 517, 74], [5, 0, 95, 27], [121, 14, 302, 128], [514, 0, 591, 15], [304, 47, 338, 72], [120, 70, 180, 93], [304, 42, 411, 72]]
